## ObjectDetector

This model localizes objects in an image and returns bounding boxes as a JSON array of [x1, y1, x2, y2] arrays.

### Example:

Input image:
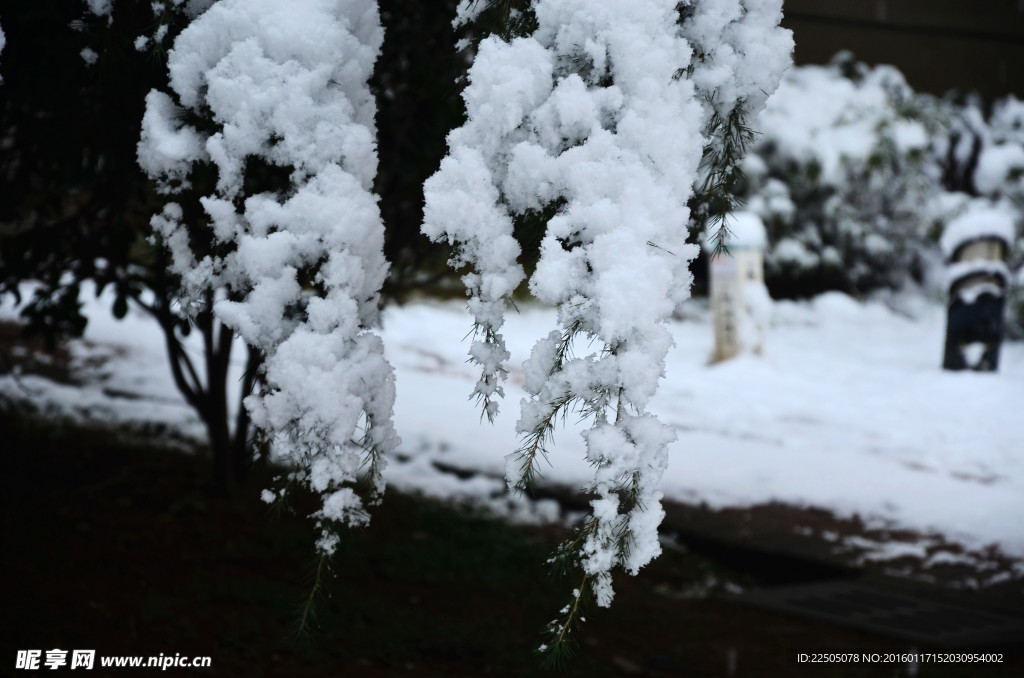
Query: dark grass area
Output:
[[1, 409, 1021, 677]]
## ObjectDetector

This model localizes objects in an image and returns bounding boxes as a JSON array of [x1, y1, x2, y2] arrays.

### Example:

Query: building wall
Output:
[[782, 0, 1024, 101]]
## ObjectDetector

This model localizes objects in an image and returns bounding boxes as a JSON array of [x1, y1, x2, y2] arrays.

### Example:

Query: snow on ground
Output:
[[2, 284, 1023, 561], [0, 284, 209, 444], [386, 292, 1024, 558]]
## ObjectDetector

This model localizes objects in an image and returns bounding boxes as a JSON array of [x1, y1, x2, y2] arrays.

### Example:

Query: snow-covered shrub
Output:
[[975, 95, 1024, 202], [424, 0, 790, 655], [938, 94, 1024, 336], [941, 94, 1024, 204], [139, 0, 399, 553], [745, 54, 946, 297], [732, 55, 1023, 304]]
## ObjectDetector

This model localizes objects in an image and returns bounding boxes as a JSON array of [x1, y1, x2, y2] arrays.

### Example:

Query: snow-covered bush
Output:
[[424, 0, 790, 655], [707, 53, 1024, 306], [941, 94, 1024, 204], [969, 101, 1024, 315], [139, 0, 399, 553], [938, 94, 1024, 335], [745, 54, 946, 297], [967, 96, 1024, 196]]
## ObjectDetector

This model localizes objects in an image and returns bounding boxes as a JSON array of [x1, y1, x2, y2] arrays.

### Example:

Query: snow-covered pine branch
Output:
[[139, 0, 399, 554], [424, 0, 790, 656], [681, 0, 794, 252]]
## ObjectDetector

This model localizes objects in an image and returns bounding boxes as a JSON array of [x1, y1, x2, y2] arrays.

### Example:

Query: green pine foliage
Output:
[[692, 100, 757, 258]]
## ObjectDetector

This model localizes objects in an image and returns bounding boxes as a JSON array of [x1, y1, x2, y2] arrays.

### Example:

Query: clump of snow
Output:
[[453, 0, 487, 27], [891, 118, 929, 153], [703, 211, 767, 252], [83, 0, 114, 16], [138, 92, 207, 192], [80, 47, 99, 66], [974, 144, 1024, 196], [679, 0, 793, 122], [961, 342, 988, 369], [755, 63, 906, 185], [771, 237, 817, 270], [944, 260, 1010, 290], [139, 0, 398, 553], [843, 535, 931, 563], [989, 95, 1024, 146], [940, 206, 1015, 260]]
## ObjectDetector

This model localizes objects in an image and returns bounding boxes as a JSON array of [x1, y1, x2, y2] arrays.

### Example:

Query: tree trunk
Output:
[[140, 275, 260, 495]]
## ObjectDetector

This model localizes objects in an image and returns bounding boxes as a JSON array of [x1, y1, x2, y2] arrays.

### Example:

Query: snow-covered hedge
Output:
[[937, 91, 1024, 334], [741, 53, 1024, 307], [742, 54, 945, 296]]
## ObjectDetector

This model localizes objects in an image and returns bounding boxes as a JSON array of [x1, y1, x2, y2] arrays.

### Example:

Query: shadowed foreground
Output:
[[0, 410, 1020, 677]]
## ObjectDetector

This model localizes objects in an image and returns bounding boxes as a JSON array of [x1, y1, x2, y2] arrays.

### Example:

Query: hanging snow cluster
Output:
[[138, 0, 398, 554], [424, 0, 791, 628], [680, 0, 792, 127]]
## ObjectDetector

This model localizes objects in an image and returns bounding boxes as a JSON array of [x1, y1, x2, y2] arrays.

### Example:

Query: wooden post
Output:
[[707, 212, 771, 362]]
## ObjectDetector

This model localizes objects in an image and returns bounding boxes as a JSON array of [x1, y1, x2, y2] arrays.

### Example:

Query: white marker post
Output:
[[705, 212, 771, 363]]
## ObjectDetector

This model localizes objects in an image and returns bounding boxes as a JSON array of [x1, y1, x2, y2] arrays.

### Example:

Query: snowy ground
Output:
[[2, 284, 1023, 571]]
